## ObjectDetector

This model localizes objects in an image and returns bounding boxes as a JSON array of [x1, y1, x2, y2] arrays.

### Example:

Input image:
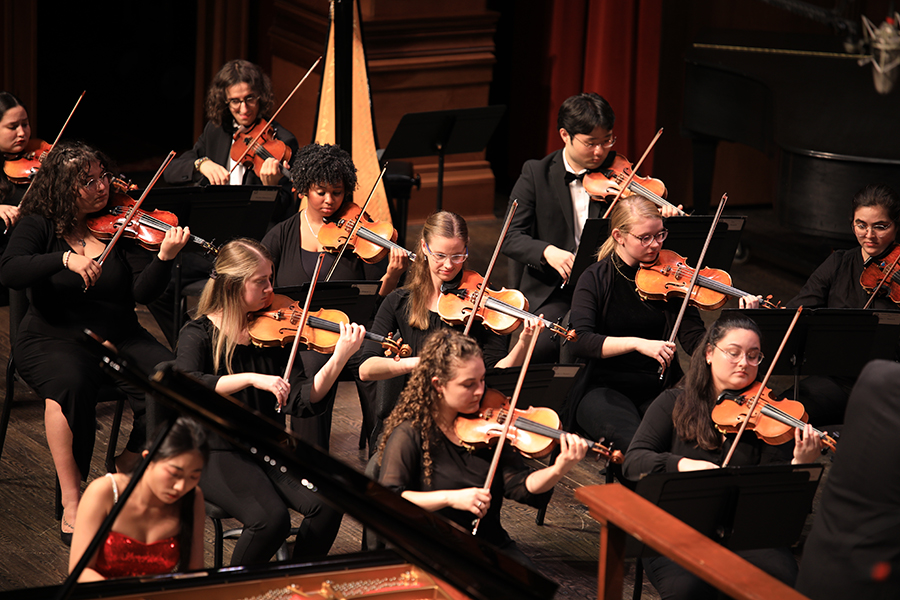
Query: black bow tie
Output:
[[564, 168, 600, 185]]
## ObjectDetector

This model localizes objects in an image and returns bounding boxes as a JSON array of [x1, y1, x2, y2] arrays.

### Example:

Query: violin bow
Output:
[[279, 253, 326, 413], [96, 151, 176, 266], [472, 324, 541, 534], [325, 164, 388, 281], [229, 56, 323, 175], [16, 90, 87, 213], [602, 128, 664, 219], [863, 248, 900, 309], [721, 306, 803, 467], [463, 200, 518, 337], [659, 193, 727, 380]]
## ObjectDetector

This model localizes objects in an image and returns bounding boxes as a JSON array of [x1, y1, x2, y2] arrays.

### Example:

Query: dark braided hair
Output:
[[290, 142, 358, 199]]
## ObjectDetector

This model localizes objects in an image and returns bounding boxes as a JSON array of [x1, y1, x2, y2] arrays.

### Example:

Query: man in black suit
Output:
[[502, 93, 618, 363]]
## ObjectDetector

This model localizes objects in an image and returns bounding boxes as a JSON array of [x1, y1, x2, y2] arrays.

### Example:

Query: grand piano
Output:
[[0, 351, 558, 600], [684, 29, 900, 239]]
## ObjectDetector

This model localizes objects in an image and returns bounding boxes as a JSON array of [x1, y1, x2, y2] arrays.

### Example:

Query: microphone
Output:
[[860, 13, 900, 94]]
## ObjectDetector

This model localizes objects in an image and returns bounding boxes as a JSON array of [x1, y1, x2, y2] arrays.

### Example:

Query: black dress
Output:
[[0, 214, 176, 476], [173, 316, 343, 566]]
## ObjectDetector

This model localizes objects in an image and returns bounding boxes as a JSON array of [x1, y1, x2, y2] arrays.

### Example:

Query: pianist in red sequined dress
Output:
[[68, 417, 208, 581]]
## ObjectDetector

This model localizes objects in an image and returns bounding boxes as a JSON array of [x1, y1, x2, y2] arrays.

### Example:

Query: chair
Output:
[[205, 500, 293, 568]]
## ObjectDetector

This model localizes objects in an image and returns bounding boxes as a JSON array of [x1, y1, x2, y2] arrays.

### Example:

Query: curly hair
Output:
[[404, 211, 469, 329], [596, 195, 662, 261], [204, 59, 274, 127], [672, 314, 761, 451], [290, 142, 358, 198], [20, 140, 112, 238], [195, 238, 273, 374], [378, 329, 483, 486]]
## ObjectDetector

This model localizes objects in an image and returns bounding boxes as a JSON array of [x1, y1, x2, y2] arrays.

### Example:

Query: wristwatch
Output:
[[193, 157, 210, 171]]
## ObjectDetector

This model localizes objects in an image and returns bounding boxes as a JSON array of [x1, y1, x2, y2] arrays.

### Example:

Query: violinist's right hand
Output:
[[543, 245, 574, 282], [197, 159, 229, 185], [448, 488, 492, 518], [0, 204, 20, 230], [255, 374, 291, 408], [677, 457, 719, 472], [67, 253, 103, 288], [635, 339, 676, 368]]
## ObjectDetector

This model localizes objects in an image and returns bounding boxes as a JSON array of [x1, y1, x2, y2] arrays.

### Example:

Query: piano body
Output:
[[0, 355, 557, 600], [684, 30, 900, 239]]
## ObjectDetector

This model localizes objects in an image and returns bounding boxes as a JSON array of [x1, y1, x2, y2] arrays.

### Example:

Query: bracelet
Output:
[[63, 250, 71, 269], [193, 156, 210, 171]]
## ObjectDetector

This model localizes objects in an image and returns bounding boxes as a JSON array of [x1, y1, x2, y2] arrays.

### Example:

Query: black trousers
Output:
[[575, 385, 657, 453]]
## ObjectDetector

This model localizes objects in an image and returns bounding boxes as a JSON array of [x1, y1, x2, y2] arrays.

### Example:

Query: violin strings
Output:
[[669, 264, 751, 298], [480, 296, 565, 333], [495, 410, 600, 448], [759, 403, 828, 438]]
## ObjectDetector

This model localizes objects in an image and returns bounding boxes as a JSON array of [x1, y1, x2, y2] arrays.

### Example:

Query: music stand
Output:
[[568, 215, 746, 290], [381, 106, 506, 211], [627, 464, 823, 559], [484, 364, 582, 413], [275, 281, 381, 325]]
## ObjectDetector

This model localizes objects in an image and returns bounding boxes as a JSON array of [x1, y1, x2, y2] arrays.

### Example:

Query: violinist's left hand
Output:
[[333, 322, 366, 364], [259, 157, 285, 187], [518, 316, 545, 345], [555, 432, 590, 469], [791, 423, 821, 465], [158, 226, 191, 261], [380, 247, 410, 296], [657, 204, 684, 219], [738, 294, 761, 309]]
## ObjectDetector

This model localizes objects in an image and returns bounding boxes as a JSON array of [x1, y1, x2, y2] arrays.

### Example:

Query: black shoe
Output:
[[60, 529, 73, 546]]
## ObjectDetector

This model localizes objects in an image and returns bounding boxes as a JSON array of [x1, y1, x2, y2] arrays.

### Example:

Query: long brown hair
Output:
[[378, 329, 482, 485], [596, 195, 662, 261], [195, 238, 272, 374], [403, 211, 468, 330], [672, 315, 761, 450]]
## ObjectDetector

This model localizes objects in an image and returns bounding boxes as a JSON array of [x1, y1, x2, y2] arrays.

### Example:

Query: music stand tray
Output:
[[275, 281, 381, 326], [484, 364, 582, 413]]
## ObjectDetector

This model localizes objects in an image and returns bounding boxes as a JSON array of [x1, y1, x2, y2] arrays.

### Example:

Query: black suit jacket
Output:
[[502, 149, 614, 310]]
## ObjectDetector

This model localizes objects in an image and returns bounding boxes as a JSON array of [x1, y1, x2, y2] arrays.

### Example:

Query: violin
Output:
[[454, 388, 624, 462], [636, 249, 779, 310], [248, 294, 411, 357], [230, 119, 292, 180], [317, 202, 411, 263], [859, 244, 900, 305], [3, 138, 52, 184], [711, 382, 837, 452], [87, 178, 217, 255], [583, 154, 686, 217], [438, 270, 577, 340]]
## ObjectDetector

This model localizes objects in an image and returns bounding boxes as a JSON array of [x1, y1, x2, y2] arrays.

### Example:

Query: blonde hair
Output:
[[404, 211, 468, 330], [596, 196, 663, 261], [195, 238, 273, 374], [378, 329, 482, 485]]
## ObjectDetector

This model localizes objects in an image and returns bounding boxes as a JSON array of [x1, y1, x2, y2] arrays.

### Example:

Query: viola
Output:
[[87, 180, 217, 255], [248, 294, 411, 357], [230, 119, 292, 180], [859, 244, 900, 305], [711, 382, 837, 452], [636, 249, 779, 310], [455, 388, 624, 462], [317, 202, 411, 263], [3, 138, 52, 184], [438, 270, 577, 340], [583, 154, 686, 217]]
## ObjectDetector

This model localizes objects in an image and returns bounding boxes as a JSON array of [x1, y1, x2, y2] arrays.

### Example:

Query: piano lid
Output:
[[47, 348, 558, 600]]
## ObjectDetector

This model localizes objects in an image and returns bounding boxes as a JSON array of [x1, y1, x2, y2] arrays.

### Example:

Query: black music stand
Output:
[[144, 185, 281, 343], [568, 215, 745, 290], [275, 281, 381, 325], [381, 106, 506, 211], [724, 308, 900, 388], [485, 364, 582, 413]]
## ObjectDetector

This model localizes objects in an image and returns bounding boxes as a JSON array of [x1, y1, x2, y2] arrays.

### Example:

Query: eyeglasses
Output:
[[854, 221, 893, 233], [81, 171, 111, 192], [227, 95, 258, 109], [628, 229, 668, 247], [713, 344, 764, 366], [573, 134, 617, 150], [424, 240, 468, 264]]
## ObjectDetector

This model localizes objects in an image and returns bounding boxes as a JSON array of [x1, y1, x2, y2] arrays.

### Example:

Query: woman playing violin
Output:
[[567, 196, 709, 454], [0, 92, 28, 227], [0, 140, 190, 544], [173, 238, 364, 566], [622, 314, 820, 600], [164, 59, 299, 222], [378, 329, 588, 565], [786, 183, 900, 425], [261, 142, 408, 450]]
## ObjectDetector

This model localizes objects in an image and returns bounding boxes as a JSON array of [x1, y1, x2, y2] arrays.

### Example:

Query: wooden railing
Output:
[[575, 484, 809, 600]]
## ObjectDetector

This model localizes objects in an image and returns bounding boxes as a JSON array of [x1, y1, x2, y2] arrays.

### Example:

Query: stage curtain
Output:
[[544, 0, 663, 170]]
